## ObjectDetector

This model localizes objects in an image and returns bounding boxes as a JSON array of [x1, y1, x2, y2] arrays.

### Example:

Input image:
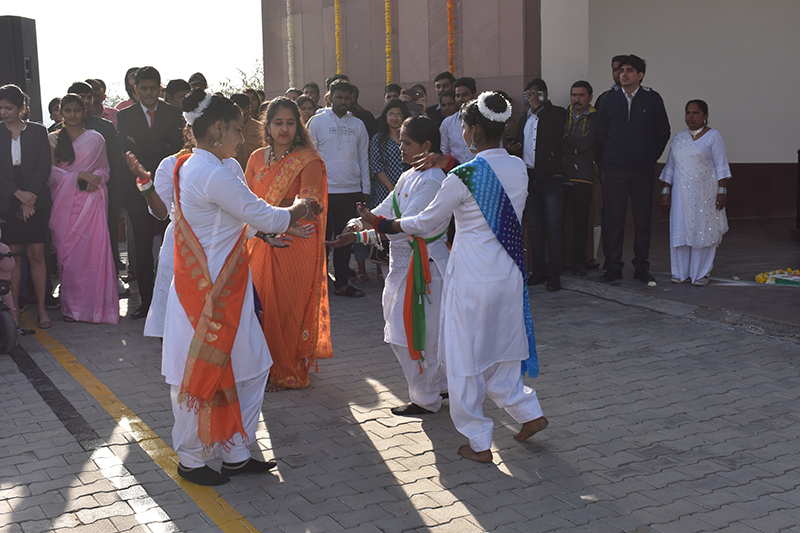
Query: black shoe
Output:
[[177, 463, 229, 486], [546, 275, 561, 292], [633, 269, 655, 283], [599, 269, 623, 282], [391, 403, 434, 416], [130, 304, 149, 319], [221, 457, 277, 477], [573, 264, 587, 277], [527, 272, 548, 286], [45, 294, 61, 310]]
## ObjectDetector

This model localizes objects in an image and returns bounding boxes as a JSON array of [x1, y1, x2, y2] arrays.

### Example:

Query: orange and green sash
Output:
[[173, 154, 250, 453], [393, 191, 446, 368]]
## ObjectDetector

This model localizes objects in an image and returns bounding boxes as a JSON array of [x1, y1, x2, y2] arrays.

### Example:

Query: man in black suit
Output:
[[116, 66, 184, 319], [596, 55, 670, 284]]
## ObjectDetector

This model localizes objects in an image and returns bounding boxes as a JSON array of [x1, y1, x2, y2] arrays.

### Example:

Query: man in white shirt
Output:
[[308, 80, 370, 297], [439, 77, 477, 165]]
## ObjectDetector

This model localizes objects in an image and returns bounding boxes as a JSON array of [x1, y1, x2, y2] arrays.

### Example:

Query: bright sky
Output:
[[7, 0, 264, 125]]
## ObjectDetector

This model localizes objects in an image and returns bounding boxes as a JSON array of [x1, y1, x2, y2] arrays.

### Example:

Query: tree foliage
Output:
[[216, 60, 264, 96]]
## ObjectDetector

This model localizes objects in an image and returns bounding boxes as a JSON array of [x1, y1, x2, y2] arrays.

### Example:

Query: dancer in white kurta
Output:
[[659, 100, 730, 286], [364, 93, 548, 463], [163, 148, 288, 477], [143, 152, 244, 338], [163, 90, 321, 486], [329, 117, 450, 415], [373, 166, 449, 413]]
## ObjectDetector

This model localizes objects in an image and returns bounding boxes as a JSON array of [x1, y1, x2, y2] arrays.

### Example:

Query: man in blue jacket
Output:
[[596, 55, 670, 283]]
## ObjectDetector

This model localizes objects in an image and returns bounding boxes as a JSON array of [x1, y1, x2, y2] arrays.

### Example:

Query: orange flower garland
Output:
[[385, 0, 392, 83], [447, 0, 455, 74], [335, 0, 342, 74]]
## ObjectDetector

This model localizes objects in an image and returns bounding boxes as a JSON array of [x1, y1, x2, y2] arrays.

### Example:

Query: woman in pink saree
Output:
[[48, 94, 119, 324]]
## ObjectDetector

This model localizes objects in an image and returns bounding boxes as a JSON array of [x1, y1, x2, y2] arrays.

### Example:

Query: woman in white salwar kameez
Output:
[[360, 93, 548, 463], [659, 100, 730, 286], [162, 90, 321, 486], [125, 128, 246, 339], [328, 116, 449, 416]]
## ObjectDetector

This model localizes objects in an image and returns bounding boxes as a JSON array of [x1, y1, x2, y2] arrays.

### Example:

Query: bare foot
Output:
[[514, 416, 548, 441], [265, 381, 285, 393], [457, 444, 492, 463]]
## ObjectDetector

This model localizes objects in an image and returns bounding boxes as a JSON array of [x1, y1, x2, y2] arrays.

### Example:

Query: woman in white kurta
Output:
[[139, 149, 244, 338], [330, 116, 449, 415], [659, 100, 730, 286], [163, 90, 321, 486], [362, 93, 548, 463]]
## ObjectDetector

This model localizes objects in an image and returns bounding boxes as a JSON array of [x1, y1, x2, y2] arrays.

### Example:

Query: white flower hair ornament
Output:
[[183, 93, 213, 126], [477, 91, 512, 123]]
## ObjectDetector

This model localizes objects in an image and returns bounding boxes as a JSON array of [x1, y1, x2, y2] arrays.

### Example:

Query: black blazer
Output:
[[596, 86, 670, 173], [116, 101, 184, 211], [0, 121, 52, 212], [84, 115, 127, 199], [514, 101, 567, 185]]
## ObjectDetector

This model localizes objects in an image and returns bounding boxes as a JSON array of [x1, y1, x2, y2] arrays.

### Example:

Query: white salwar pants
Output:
[[670, 245, 716, 283], [391, 343, 446, 412], [171, 370, 268, 468], [447, 361, 544, 452]]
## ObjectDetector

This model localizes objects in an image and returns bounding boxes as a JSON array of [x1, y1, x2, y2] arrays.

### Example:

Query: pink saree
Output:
[[49, 130, 119, 324]]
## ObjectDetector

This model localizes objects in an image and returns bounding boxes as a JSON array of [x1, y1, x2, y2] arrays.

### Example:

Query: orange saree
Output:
[[245, 147, 333, 388]]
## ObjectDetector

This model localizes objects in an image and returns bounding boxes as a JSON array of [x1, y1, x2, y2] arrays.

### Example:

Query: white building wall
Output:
[[586, 0, 800, 163], [540, 0, 590, 108]]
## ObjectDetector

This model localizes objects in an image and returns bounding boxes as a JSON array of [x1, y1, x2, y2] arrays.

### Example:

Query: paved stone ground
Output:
[[1, 276, 799, 532]]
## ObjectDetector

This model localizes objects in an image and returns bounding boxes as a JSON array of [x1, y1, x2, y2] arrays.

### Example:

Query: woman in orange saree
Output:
[[245, 98, 333, 391]]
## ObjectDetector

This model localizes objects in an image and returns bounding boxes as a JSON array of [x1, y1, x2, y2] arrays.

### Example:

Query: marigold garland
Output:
[[335, 0, 342, 74], [385, 0, 392, 84], [755, 268, 800, 284], [447, 0, 455, 74], [287, 0, 295, 87]]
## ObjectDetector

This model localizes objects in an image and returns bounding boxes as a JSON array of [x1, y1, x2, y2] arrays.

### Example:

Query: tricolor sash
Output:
[[450, 156, 538, 377], [173, 154, 250, 453], [392, 191, 446, 368]]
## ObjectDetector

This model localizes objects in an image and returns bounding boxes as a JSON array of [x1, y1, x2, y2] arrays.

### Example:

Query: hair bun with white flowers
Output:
[[477, 91, 512, 123], [183, 92, 213, 126]]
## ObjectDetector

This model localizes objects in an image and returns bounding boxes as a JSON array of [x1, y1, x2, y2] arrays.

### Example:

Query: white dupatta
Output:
[[670, 129, 728, 248]]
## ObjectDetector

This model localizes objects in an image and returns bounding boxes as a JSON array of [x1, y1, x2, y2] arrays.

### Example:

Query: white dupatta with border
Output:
[[671, 129, 728, 248]]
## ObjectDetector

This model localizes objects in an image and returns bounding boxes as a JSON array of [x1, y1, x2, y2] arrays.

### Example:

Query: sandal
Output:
[[38, 310, 52, 329], [334, 285, 365, 298], [64, 316, 76, 323], [353, 273, 369, 284]]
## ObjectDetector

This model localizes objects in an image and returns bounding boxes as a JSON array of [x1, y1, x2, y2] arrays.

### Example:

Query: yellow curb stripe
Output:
[[23, 315, 260, 533]]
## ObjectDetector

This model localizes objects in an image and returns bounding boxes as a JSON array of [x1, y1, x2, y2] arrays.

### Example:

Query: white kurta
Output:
[[374, 167, 450, 411], [161, 149, 291, 386], [373, 167, 450, 346], [659, 129, 731, 283], [144, 155, 244, 338], [399, 149, 529, 378], [659, 129, 731, 248], [399, 149, 543, 451]]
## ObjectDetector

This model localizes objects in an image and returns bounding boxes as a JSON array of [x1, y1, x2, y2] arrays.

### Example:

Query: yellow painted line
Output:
[[22, 314, 260, 533]]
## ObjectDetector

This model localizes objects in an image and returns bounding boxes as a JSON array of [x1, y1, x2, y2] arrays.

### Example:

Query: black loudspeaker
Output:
[[0, 16, 43, 123]]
